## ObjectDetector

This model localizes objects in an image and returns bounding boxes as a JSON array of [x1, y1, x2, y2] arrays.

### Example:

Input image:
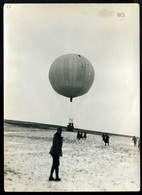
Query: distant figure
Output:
[[80, 132, 83, 139], [104, 133, 110, 146], [138, 138, 140, 150], [77, 130, 81, 140], [102, 133, 105, 142], [49, 127, 63, 181], [132, 136, 137, 146], [84, 131, 87, 139]]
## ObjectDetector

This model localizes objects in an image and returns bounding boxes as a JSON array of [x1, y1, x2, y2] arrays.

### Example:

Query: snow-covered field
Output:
[[4, 123, 140, 192]]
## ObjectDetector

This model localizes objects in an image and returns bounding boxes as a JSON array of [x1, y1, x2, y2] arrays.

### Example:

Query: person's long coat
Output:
[[49, 132, 63, 157]]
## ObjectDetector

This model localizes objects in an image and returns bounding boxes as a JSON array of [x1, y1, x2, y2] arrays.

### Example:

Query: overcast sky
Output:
[[4, 4, 140, 136]]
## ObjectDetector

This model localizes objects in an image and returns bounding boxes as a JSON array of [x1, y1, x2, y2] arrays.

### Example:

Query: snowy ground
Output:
[[4, 123, 140, 192]]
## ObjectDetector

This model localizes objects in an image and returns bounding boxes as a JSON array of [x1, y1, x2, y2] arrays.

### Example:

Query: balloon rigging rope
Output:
[[72, 93, 87, 121], [55, 92, 70, 119], [52, 89, 89, 126]]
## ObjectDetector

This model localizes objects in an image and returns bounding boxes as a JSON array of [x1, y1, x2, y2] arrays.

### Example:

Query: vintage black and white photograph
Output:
[[4, 3, 140, 191]]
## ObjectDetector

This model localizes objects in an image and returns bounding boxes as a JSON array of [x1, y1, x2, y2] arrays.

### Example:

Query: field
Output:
[[4, 123, 140, 192]]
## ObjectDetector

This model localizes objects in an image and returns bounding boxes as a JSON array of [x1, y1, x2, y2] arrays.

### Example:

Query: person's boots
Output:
[[49, 166, 56, 181], [55, 167, 61, 181]]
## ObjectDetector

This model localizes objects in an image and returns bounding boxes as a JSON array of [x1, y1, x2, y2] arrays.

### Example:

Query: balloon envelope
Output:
[[49, 54, 95, 101]]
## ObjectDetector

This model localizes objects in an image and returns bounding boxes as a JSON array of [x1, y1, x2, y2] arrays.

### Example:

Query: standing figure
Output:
[[77, 130, 81, 140], [102, 133, 106, 142], [49, 127, 63, 181], [138, 138, 140, 150], [84, 131, 87, 139], [80, 132, 83, 139], [105, 133, 110, 146], [132, 136, 137, 146]]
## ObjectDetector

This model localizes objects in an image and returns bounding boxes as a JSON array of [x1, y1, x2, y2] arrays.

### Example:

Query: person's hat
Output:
[[57, 127, 62, 132]]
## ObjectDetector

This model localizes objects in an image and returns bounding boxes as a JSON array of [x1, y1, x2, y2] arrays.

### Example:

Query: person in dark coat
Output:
[[138, 138, 140, 150], [84, 131, 87, 139], [132, 136, 137, 146], [102, 133, 105, 142], [77, 130, 81, 140], [49, 127, 63, 181], [80, 132, 83, 139], [104, 133, 110, 146]]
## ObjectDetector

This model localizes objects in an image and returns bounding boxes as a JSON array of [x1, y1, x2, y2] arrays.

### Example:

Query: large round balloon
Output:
[[49, 54, 95, 102]]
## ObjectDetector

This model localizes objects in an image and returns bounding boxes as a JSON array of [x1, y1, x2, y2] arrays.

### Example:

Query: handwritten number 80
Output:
[[117, 12, 125, 17]]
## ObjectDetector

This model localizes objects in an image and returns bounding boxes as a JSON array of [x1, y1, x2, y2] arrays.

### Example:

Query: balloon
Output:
[[49, 54, 95, 102]]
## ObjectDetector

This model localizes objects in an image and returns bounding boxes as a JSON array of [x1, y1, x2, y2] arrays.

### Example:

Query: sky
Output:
[[4, 4, 140, 136]]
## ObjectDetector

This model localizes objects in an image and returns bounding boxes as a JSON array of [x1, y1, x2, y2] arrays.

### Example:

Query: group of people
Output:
[[48, 127, 140, 182], [66, 122, 74, 131], [102, 133, 110, 146], [76, 130, 87, 140]]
